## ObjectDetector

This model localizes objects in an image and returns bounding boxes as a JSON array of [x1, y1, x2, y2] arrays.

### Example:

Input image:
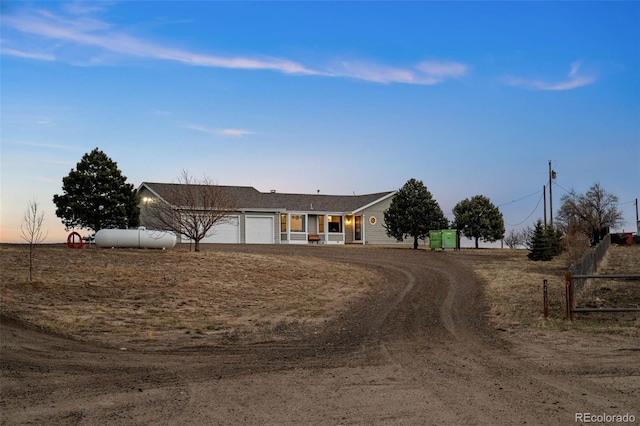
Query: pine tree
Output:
[[527, 220, 553, 261], [53, 148, 139, 232], [384, 178, 448, 249], [545, 226, 563, 257]]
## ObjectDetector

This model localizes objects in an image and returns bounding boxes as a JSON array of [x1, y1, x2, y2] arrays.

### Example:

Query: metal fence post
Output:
[[565, 272, 573, 320], [543, 279, 548, 320]]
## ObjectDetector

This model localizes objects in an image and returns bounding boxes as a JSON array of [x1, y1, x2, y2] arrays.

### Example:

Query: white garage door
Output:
[[201, 216, 240, 244], [245, 216, 274, 244]]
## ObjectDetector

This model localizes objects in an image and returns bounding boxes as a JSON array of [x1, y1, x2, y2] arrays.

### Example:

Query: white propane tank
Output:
[[95, 227, 177, 249]]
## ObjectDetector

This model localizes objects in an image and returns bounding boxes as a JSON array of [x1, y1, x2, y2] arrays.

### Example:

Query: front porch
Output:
[[279, 213, 365, 244]]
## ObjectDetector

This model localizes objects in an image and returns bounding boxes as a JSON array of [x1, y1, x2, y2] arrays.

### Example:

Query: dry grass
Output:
[[0, 245, 380, 346], [467, 250, 569, 325], [575, 245, 640, 311], [469, 245, 640, 335], [2, 243, 638, 346]]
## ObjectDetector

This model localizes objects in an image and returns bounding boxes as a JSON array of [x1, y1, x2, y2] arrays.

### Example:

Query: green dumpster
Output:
[[429, 230, 442, 249], [442, 229, 457, 249]]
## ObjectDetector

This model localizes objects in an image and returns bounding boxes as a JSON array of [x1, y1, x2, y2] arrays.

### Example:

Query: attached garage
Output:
[[200, 216, 240, 244], [245, 216, 274, 244]]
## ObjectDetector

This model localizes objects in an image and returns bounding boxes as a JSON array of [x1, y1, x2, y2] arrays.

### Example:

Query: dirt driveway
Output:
[[1, 245, 638, 425]]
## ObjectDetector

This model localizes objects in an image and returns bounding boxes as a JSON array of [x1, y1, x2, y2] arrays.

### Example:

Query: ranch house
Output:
[[137, 182, 404, 245]]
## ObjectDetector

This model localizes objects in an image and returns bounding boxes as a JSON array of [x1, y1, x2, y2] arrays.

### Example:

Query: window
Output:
[[280, 214, 287, 233], [290, 214, 306, 232], [318, 215, 325, 233], [328, 215, 342, 233]]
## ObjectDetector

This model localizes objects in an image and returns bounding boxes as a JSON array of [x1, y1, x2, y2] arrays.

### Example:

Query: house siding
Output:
[[137, 187, 156, 227], [361, 197, 413, 246], [290, 233, 307, 243], [327, 233, 344, 243]]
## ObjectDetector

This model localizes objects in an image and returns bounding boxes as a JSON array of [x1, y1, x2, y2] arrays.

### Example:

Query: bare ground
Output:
[[1, 244, 639, 425]]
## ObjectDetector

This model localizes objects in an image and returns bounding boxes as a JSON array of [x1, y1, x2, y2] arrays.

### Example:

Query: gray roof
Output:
[[140, 182, 394, 213]]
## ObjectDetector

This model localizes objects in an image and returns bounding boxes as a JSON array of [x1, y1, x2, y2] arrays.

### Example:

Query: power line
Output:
[[445, 187, 543, 225], [497, 188, 543, 208], [444, 187, 542, 220], [553, 180, 572, 195], [505, 191, 544, 227]]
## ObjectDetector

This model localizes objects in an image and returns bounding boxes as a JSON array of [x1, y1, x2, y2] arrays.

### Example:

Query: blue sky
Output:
[[1, 1, 639, 243]]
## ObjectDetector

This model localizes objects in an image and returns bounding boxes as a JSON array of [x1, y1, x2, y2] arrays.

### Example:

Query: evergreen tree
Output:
[[53, 148, 139, 232], [545, 226, 564, 257], [453, 195, 505, 249], [383, 178, 448, 249], [527, 220, 553, 261]]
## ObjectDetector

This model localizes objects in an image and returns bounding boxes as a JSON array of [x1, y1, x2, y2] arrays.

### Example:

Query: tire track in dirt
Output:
[[2, 245, 638, 425]]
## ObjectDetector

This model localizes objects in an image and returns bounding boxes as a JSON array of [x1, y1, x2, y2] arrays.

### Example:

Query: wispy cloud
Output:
[[506, 61, 597, 91], [181, 123, 255, 137], [36, 117, 55, 126], [2, 10, 319, 75], [324, 59, 469, 85], [61, 1, 116, 17], [416, 61, 469, 79], [1, 47, 55, 61], [217, 128, 255, 137], [2, 6, 469, 86]]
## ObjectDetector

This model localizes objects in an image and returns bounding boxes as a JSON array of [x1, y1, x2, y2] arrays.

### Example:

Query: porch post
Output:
[[286, 213, 290, 244], [362, 214, 366, 245], [322, 214, 328, 243]]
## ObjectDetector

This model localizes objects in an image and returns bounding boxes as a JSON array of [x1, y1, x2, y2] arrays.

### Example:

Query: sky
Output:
[[1, 1, 639, 244]]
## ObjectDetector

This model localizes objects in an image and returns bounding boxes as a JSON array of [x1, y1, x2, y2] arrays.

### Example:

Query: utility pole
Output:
[[548, 161, 556, 228], [543, 185, 547, 228], [636, 198, 640, 235]]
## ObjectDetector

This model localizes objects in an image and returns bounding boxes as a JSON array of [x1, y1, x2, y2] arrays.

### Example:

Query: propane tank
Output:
[[95, 227, 177, 249]]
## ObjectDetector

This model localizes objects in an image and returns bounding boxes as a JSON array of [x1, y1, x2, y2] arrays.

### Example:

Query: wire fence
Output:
[[568, 233, 611, 295]]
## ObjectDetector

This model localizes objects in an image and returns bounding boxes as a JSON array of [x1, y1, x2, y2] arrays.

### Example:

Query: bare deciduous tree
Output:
[[556, 183, 624, 245], [563, 227, 591, 263], [504, 228, 525, 249], [520, 224, 535, 250], [141, 171, 237, 252], [21, 199, 48, 281]]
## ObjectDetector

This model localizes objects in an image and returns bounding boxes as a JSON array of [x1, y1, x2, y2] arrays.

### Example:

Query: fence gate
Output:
[[565, 272, 640, 320]]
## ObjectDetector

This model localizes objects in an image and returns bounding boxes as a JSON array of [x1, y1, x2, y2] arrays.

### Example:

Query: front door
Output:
[[354, 215, 362, 241]]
